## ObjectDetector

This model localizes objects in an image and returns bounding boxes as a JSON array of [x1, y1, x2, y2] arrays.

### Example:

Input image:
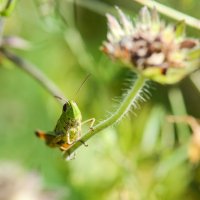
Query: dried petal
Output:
[[151, 7, 159, 24], [146, 53, 165, 66], [139, 7, 151, 25], [106, 14, 124, 41], [116, 6, 134, 35]]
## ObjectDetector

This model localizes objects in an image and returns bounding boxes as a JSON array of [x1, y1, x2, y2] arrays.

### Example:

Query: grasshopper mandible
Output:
[[35, 100, 95, 152]]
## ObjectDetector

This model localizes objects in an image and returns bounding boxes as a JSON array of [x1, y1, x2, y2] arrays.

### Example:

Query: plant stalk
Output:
[[0, 48, 66, 101], [133, 0, 200, 30]]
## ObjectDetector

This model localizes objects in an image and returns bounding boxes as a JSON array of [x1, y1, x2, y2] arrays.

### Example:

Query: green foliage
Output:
[[0, 0, 199, 200]]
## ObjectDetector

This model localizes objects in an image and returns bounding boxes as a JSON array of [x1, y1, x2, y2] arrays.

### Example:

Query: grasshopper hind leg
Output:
[[35, 130, 54, 142], [35, 130, 60, 148]]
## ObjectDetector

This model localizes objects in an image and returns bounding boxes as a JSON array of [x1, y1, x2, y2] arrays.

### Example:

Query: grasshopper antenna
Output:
[[54, 74, 90, 103], [73, 74, 91, 101]]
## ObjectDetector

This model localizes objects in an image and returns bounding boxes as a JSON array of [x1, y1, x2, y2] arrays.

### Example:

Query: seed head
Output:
[[102, 7, 200, 84]]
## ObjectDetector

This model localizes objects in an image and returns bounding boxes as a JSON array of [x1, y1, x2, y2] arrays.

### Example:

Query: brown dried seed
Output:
[[180, 39, 197, 49]]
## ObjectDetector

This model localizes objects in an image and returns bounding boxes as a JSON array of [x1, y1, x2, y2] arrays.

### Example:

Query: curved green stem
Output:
[[133, 0, 200, 30], [64, 75, 146, 157]]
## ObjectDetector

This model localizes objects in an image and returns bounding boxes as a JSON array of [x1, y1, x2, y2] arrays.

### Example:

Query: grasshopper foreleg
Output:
[[81, 118, 95, 131], [79, 118, 95, 147]]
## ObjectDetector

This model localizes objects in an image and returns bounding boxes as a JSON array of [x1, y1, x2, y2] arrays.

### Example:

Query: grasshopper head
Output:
[[62, 100, 82, 121]]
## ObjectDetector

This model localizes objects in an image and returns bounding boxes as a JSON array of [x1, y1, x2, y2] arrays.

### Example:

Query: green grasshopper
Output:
[[35, 99, 95, 152]]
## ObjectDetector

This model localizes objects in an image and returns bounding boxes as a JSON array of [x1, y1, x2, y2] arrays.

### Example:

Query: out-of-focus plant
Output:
[[0, 0, 200, 199], [0, 161, 61, 200]]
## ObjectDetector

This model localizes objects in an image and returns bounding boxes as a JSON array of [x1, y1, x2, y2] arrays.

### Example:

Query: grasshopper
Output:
[[35, 100, 95, 152]]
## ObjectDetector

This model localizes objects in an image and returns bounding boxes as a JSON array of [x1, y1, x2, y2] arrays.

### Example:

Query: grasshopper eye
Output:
[[63, 103, 68, 112]]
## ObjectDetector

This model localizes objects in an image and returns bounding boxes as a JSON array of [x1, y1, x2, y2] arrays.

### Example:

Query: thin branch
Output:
[[133, 0, 200, 30], [0, 18, 5, 45], [64, 75, 146, 158], [167, 115, 200, 134], [0, 0, 18, 17], [0, 48, 66, 101]]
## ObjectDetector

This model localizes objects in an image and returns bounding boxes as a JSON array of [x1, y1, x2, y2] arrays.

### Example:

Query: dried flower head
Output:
[[102, 7, 200, 84]]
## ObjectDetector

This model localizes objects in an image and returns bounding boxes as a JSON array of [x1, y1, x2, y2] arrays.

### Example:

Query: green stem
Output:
[[0, 0, 18, 17], [133, 0, 200, 30], [0, 18, 5, 44], [0, 48, 66, 102], [64, 75, 146, 157]]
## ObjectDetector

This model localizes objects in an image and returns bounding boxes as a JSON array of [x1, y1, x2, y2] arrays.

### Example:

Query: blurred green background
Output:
[[0, 0, 200, 199]]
